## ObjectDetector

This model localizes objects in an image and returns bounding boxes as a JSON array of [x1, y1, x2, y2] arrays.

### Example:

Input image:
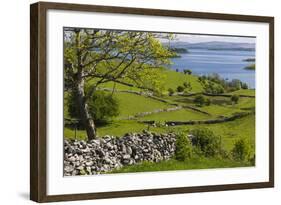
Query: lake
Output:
[[168, 49, 256, 88]]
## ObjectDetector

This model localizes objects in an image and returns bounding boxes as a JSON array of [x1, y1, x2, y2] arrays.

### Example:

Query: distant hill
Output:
[[164, 41, 255, 51]]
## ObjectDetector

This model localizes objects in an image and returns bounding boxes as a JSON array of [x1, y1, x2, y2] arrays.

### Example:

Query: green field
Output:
[[172, 114, 255, 151], [114, 92, 172, 119], [139, 108, 210, 121], [230, 89, 255, 96], [64, 68, 255, 171], [111, 157, 252, 174], [162, 69, 203, 93]]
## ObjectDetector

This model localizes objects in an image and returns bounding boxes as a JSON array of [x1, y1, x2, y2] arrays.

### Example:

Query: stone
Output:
[[85, 161, 94, 166], [126, 146, 133, 155], [123, 154, 131, 160], [64, 165, 74, 173], [77, 166, 84, 170], [91, 139, 100, 146], [104, 157, 112, 164], [68, 156, 76, 162], [64, 132, 178, 176]]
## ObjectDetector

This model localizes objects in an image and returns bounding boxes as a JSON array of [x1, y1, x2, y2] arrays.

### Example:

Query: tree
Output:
[[183, 69, 192, 75], [190, 128, 221, 157], [176, 85, 185, 92], [241, 83, 248, 89], [194, 95, 206, 107], [205, 98, 211, 106], [68, 90, 119, 125], [175, 133, 193, 161], [231, 94, 239, 104], [228, 79, 242, 90], [183, 81, 192, 92], [231, 138, 251, 161], [64, 28, 175, 140], [168, 88, 174, 96]]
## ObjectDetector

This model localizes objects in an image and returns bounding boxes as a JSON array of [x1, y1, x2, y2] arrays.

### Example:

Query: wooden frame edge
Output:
[[30, 1, 274, 202], [30, 2, 48, 202]]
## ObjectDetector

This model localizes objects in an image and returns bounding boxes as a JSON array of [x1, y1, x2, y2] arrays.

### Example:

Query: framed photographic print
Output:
[[30, 2, 274, 202]]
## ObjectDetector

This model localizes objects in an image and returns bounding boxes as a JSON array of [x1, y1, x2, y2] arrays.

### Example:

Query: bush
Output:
[[168, 88, 174, 96], [68, 90, 119, 125], [183, 81, 192, 89], [231, 94, 239, 104], [176, 85, 185, 92], [193, 95, 210, 106], [231, 138, 251, 161], [183, 69, 192, 75], [241, 83, 248, 89], [203, 83, 224, 94], [175, 133, 193, 161], [190, 128, 221, 157], [205, 98, 211, 106], [194, 95, 205, 106]]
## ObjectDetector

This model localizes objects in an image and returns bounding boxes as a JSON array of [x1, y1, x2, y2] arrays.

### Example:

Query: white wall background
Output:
[[0, 0, 279, 204]]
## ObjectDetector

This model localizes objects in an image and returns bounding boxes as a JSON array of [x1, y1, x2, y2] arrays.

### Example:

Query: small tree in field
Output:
[[193, 95, 206, 107], [68, 90, 119, 125], [183, 69, 192, 75], [231, 94, 239, 104], [231, 138, 251, 161], [168, 88, 174, 96], [241, 83, 248, 89], [190, 128, 221, 157], [175, 133, 193, 161], [177, 85, 185, 92]]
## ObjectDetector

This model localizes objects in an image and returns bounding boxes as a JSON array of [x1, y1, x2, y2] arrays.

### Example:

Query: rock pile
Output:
[[64, 131, 176, 176]]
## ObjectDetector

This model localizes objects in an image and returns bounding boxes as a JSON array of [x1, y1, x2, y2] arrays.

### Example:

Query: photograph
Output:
[[63, 28, 256, 176]]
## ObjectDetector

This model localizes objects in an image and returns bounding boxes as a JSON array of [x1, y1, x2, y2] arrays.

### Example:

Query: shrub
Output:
[[241, 83, 248, 89], [190, 128, 221, 157], [231, 94, 239, 104], [199, 74, 248, 92], [175, 133, 193, 161], [68, 90, 119, 125], [193, 95, 210, 106], [183, 81, 192, 89], [231, 138, 251, 161], [193, 95, 205, 106], [183, 69, 192, 75], [168, 88, 174, 96], [205, 98, 211, 106], [176, 85, 185, 92], [203, 83, 224, 94]]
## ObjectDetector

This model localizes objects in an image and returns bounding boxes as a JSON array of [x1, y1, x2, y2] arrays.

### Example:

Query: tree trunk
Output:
[[76, 77, 96, 140]]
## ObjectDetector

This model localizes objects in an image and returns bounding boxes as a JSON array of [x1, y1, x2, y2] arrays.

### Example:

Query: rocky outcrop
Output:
[[64, 131, 176, 176]]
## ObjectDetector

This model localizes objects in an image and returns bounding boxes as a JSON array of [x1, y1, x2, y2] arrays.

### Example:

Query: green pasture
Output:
[[111, 157, 252, 174]]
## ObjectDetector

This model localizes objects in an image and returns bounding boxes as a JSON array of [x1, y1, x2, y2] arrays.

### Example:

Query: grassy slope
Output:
[[111, 158, 252, 174], [229, 89, 255, 96], [114, 92, 172, 119], [200, 97, 255, 117], [162, 69, 203, 93], [65, 120, 167, 139], [168, 114, 255, 151], [139, 108, 210, 122], [64, 69, 255, 153]]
